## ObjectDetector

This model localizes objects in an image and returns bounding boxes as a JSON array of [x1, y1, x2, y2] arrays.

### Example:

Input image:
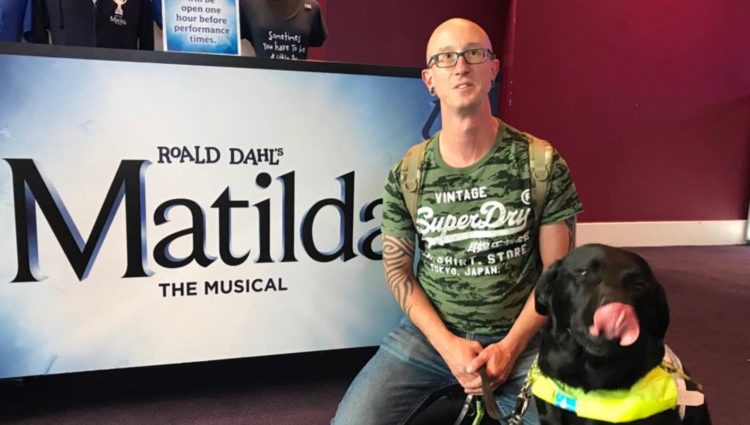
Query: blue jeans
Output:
[[332, 318, 540, 425]]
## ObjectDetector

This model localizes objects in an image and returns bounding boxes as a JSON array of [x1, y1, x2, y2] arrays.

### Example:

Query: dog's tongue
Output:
[[589, 302, 640, 346]]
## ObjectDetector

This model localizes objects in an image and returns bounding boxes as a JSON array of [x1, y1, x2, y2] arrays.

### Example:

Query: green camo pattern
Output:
[[381, 121, 583, 335]]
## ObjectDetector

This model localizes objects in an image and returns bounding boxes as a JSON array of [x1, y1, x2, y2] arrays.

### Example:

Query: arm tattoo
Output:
[[382, 236, 417, 318], [565, 216, 577, 251]]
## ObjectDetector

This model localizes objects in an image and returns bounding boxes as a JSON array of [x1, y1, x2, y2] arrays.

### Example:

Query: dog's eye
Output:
[[574, 267, 601, 287]]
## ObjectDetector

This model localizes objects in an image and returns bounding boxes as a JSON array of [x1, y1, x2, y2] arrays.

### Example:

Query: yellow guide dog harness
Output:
[[530, 346, 705, 423]]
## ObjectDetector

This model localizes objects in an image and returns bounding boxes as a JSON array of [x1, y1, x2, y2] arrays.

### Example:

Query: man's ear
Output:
[[421, 68, 433, 93], [535, 261, 561, 316], [491, 57, 501, 81]]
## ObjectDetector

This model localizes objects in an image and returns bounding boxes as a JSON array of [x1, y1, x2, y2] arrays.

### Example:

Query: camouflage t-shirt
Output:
[[382, 120, 583, 335]]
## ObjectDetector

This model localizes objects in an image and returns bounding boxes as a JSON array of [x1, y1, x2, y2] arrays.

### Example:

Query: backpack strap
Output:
[[527, 134, 553, 228], [399, 136, 434, 226], [399, 128, 552, 229]]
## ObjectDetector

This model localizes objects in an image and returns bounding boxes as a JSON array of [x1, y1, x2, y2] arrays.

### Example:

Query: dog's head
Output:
[[535, 244, 669, 357]]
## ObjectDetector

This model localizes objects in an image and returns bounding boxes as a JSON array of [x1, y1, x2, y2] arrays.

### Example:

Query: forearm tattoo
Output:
[[565, 216, 577, 251], [382, 236, 416, 318]]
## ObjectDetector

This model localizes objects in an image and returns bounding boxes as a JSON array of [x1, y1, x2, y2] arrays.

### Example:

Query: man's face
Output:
[[422, 21, 499, 115]]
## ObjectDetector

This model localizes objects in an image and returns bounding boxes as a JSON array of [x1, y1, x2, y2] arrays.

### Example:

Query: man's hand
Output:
[[435, 334, 484, 393], [464, 339, 519, 394]]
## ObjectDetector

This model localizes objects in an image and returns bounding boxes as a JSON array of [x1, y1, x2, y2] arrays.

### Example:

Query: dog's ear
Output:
[[535, 260, 562, 316], [630, 252, 671, 340], [650, 279, 670, 339]]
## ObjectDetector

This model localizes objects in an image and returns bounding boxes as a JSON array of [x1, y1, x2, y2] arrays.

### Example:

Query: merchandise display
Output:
[[0, 0, 31, 41], [240, 0, 326, 59], [31, 0, 153, 49], [153, 0, 161, 27]]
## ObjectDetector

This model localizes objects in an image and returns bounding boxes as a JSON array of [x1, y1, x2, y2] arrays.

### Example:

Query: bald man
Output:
[[332, 19, 582, 424]]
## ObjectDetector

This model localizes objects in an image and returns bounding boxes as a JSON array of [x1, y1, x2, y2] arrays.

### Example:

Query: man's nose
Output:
[[453, 55, 470, 74]]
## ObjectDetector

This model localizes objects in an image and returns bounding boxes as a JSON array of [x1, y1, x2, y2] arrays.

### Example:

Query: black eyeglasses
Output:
[[427, 48, 495, 68]]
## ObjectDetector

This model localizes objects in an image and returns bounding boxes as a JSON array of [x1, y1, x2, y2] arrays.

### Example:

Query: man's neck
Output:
[[439, 105, 498, 168]]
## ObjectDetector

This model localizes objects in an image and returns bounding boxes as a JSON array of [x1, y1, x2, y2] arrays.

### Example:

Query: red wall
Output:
[[320, 1, 508, 67], [313, 1, 750, 222], [505, 0, 750, 222]]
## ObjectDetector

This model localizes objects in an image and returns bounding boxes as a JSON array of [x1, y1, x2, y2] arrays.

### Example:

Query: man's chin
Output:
[[448, 99, 483, 116]]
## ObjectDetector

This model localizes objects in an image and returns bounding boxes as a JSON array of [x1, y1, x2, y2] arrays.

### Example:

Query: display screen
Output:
[[0, 45, 439, 379]]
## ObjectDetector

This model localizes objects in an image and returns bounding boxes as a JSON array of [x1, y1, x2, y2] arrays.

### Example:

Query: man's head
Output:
[[422, 18, 499, 115]]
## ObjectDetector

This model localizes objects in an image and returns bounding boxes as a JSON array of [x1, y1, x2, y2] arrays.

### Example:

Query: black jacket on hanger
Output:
[[32, 0, 153, 49]]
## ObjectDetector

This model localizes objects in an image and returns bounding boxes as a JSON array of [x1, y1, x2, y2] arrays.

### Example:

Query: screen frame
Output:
[[0, 41, 422, 79]]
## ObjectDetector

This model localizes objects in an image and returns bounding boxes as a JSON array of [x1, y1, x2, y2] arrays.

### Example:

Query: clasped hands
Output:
[[442, 335, 518, 396]]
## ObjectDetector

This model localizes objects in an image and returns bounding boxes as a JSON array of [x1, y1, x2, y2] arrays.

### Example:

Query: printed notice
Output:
[[163, 0, 241, 55]]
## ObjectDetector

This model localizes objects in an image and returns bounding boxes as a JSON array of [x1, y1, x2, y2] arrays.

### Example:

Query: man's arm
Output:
[[382, 235, 484, 391], [467, 216, 577, 388], [505, 216, 576, 349]]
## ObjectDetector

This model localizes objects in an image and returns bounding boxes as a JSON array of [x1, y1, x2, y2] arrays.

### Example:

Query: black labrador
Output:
[[532, 244, 711, 425]]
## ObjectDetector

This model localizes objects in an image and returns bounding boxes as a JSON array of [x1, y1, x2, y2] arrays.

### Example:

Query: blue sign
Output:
[[162, 0, 241, 55]]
